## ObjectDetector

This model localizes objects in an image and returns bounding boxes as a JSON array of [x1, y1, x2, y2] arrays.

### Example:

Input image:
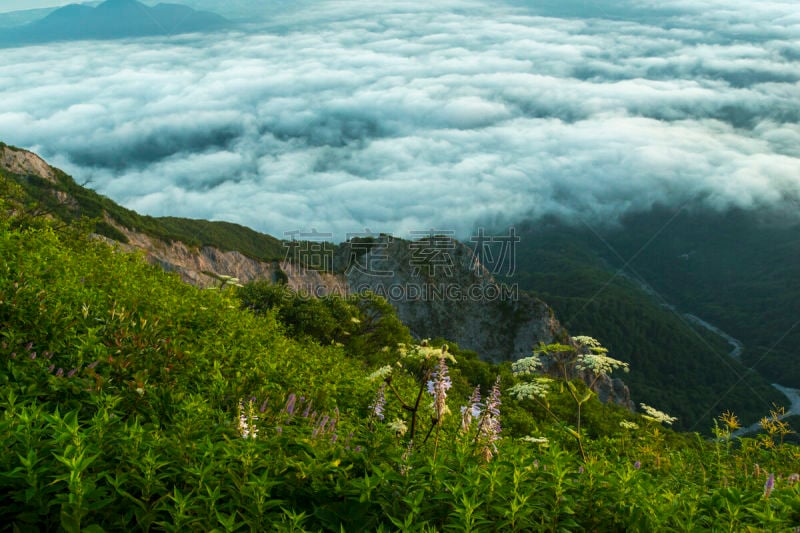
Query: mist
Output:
[[0, 0, 798, 239]]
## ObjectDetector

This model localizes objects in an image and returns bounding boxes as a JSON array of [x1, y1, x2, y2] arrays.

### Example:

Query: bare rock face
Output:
[[333, 236, 567, 362], [104, 218, 283, 287], [116, 230, 631, 405], [108, 227, 566, 361], [588, 373, 635, 411], [2, 143, 631, 406], [1, 145, 58, 184]]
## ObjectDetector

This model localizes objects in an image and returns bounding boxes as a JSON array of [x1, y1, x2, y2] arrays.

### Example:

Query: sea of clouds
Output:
[[1, 0, 798, 239]]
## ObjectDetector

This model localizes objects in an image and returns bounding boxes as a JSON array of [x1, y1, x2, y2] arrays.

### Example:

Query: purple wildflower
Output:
[[477, 376, 502, 461], [284, 393, 297, 416], [259, 397, 269, 413], [331, 433, 338, 443], [25, 342, 33, 351], [400, 439, 414, 475], [764, 473, 775, 499], [55, 368, 64, 377], [578, 466, 585, 474], [45, 351, 53, 360], [313, 414, 330, 438], [302, 400, 313, 418], [47, 364, 55, 372], [428, 356, 452, 423], [67, 367, 79, 378], [87, 360, 100, 370], [369, 383, 387, 422], [10, 353, 16, 359], [460, 385, 482, 433], [354, 445, 362, 453], [237, 399, 258, 439], [634, 461, 641, 470], [29, 352, 36, 360]]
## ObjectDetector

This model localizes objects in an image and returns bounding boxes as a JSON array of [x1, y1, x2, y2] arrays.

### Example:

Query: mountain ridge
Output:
[[2, 141, 790, 426], [0, 0, 229, 46], [0, 143, 571, 365]]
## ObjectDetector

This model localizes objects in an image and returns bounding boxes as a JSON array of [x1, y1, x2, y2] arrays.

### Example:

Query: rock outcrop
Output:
[[1, 144, 58, 184], [103, 226, 567, 362], [332, 237, 566, 362], [1, 143, 633, 407]]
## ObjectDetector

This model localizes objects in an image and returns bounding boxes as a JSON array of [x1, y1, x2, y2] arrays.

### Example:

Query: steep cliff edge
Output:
[[1, 145, 58, 184], [333, 237, 566, 362], [0, 143, 632, 407]]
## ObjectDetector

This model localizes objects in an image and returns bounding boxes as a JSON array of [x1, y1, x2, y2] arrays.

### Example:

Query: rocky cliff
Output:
[[0, 143, 632, 407], [1, 144, 57, 184], [102, 222, 567, 361]]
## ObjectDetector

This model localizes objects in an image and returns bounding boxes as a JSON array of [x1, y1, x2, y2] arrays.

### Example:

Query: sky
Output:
[[0, 0, 798, 239], [0, 0, 91, 13]]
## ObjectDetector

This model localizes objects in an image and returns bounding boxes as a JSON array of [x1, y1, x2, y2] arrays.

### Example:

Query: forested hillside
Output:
[[511, 218, 786, 431], [3, 155, 800, 531]]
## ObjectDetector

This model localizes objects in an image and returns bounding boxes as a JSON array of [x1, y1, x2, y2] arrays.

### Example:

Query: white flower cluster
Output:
[[218, 275, 244, 288], [397, 342, 457, 363], [387, 418, 408, 436], [511, 355, 543, 376], [619, 421, 640, 430], [519, 435, 549, 445], [575, 353, 630, 376], [572, 336, 603, 349], [368, 365, 393, 382], [640, 403, 677, 425], [508, 377, 552, 401]]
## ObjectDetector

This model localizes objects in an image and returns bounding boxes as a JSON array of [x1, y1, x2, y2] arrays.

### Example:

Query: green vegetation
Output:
[[0, 143, 285, 261], [595, 208, 800, 388], [510, 219, 787, 431], [238, 281, 412, 363], [3, 177, 800, 530]]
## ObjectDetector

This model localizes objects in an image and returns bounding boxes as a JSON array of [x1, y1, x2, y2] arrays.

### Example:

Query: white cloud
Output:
[[0, 0, 798, 239]]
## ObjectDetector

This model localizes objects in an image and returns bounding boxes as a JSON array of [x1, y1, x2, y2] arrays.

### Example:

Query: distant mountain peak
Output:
[[1, 0, 229, 46], [98, 0, 142, 6]]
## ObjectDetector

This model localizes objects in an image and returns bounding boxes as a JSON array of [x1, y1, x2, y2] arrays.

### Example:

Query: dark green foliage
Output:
[[596, 208, 800, 387], [1, 214, 800, 530], [3, 172, 800, 530], [238, 280, 413, 363], [510, 218, 787, 430]]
